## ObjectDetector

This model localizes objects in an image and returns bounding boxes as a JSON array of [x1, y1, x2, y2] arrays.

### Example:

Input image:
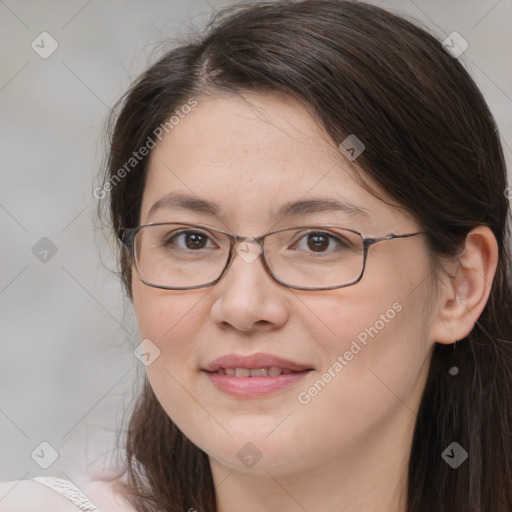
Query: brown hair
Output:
[[99, 1, 512, 510]]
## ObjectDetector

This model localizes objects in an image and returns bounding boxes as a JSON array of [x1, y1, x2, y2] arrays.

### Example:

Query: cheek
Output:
[[303, 250, 432, 389], [132, 276, 203, 346], [131, 279, 210, 417], [307, 279, 432, 417], [287, 296, 431, 461], [332, 298, 421, 364]]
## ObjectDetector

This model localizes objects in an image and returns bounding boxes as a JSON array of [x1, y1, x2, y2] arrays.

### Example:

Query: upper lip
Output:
[[203, 353, 314, 373]]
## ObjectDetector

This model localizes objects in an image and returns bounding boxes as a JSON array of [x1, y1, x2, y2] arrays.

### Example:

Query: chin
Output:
[[195, 429, 311, 475]]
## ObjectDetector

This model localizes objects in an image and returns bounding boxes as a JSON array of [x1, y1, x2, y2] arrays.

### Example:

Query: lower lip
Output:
[[204, 370, 312, 398]]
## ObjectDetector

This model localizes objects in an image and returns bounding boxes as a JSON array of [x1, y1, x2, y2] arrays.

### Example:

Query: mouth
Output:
[[202, 353, 314, 397], [209, 367, 298, 377]]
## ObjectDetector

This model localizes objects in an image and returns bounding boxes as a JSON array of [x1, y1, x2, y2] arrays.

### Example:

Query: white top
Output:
[[31, 477, 101, 512]]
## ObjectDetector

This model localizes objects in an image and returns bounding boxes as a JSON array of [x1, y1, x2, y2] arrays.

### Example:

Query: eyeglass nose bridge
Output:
[[209, 227, 310, 293], [215, 234, 275, 286], [231, 235, 265, 265]]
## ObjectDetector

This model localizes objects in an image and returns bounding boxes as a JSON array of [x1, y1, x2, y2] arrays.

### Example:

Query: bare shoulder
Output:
[[79, 477, 138, 512], [0, 477, 137, 512]]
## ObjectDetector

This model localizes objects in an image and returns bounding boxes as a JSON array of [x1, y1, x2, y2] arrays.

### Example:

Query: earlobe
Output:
[[430, 226, 499, 345]]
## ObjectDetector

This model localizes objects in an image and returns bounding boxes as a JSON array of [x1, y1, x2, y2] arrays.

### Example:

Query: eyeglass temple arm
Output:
[[118, 228, 135, 248], [364, 231, 426, 246]]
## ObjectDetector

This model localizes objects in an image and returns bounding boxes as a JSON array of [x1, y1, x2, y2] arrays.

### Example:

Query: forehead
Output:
[[140, 92, 407, 231]]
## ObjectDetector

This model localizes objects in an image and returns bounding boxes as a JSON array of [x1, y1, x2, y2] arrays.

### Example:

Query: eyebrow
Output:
[[147, 192, 370, 222]]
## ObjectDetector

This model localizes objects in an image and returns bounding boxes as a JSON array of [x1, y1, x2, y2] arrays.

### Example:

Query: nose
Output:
[[209, 239, 289, 332]]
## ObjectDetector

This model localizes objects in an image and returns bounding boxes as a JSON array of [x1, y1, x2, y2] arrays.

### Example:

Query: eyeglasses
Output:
[[118, 222, 426, 291]]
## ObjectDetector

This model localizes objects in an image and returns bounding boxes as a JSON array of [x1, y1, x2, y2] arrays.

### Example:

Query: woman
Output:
[[2, 0, 511, 510]]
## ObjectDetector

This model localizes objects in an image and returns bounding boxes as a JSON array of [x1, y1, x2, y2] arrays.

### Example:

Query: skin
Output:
[[130, 91, 498, 512]]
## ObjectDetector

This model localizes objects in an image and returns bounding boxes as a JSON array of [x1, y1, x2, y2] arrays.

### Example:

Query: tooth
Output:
[[219, 367, 291, 377], [249, 368, 268, 377], [235, 368, 251, 377]]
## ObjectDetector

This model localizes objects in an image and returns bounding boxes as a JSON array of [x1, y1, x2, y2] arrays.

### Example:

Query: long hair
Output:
[[99, 1, 512, 510]]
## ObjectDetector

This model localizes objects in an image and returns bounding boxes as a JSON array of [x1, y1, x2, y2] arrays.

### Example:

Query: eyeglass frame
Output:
[[118, 221, 427, 291]]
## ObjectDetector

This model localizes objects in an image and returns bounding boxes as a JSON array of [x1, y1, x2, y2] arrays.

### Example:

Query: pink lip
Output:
[[202, 352, 314, 398], [204, 352, 313, 373], [205, 371, 311, 398]]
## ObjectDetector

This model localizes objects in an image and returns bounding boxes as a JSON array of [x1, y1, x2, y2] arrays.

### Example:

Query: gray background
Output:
[[1, 0, 511, 484]]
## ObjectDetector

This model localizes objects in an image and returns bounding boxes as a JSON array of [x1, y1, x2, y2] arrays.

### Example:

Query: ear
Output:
[[430, 226, 499, 344]]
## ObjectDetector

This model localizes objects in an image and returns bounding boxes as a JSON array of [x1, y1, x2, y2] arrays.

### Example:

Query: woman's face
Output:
[[131, 91, 437, 477]]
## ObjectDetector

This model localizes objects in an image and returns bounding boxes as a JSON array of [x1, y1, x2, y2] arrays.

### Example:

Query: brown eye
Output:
[[292, 231, 350, 254], [306, 232, 330, 252], [165, 230, 215, 250]]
